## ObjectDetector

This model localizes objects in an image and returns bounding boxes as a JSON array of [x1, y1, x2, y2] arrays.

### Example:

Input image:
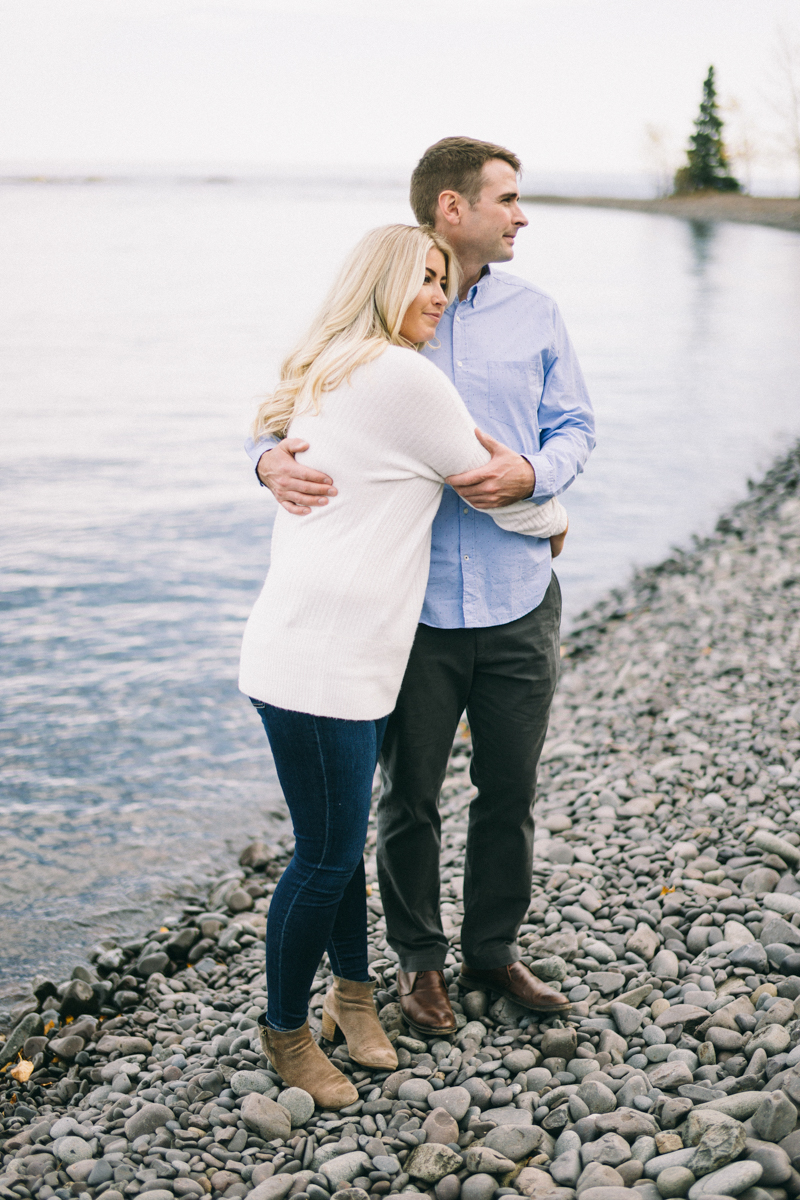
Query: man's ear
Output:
[[437, 190, 462, 227]]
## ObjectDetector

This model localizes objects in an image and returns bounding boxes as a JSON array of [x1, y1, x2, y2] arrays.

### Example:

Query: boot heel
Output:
[[320, 1011, 339, 1042]]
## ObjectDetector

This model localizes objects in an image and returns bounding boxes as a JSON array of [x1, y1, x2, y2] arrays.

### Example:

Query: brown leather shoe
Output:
[[397, 970, 457, 1036], [459, 961, 571, 1013]]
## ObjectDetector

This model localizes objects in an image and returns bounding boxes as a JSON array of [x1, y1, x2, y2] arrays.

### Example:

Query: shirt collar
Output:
[[452, 264, 492, 312]]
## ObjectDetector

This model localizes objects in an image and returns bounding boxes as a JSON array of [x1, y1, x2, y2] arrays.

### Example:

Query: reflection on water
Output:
[[2, 181, 800, 992], [688, 219, 716, 272]]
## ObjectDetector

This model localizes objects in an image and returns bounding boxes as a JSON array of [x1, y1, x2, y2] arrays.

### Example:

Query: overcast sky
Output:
[[1, 0, 798, 187]]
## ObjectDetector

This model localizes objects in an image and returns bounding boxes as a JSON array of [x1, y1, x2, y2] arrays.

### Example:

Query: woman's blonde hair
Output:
[[251, 223, 458, 442]]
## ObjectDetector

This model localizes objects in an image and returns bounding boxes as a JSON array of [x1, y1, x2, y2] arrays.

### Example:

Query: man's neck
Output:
[[456, 258, 489, 302]]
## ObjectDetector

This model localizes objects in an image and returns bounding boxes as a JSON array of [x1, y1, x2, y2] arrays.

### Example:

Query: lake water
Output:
[[2, 179, 800, 996]]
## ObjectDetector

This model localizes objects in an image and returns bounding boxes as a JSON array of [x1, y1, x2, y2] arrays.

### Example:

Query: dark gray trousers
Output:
[[376, 575, 561, 971]]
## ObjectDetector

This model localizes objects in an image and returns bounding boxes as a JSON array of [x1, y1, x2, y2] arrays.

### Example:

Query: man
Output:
[[249, 137, 595, 1034]]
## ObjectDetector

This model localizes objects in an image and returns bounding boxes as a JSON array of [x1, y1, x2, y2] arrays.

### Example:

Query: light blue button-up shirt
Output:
[[246, 266, 595, 630]]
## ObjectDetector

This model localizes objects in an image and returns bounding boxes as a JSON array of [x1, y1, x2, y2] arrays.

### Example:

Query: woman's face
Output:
[[399, 247, 449, 344]]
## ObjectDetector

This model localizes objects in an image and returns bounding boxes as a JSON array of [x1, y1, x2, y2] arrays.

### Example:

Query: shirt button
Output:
[[463, 508, 469, 514], [464, 555, 469, 561], [457, 360, 463, 367]]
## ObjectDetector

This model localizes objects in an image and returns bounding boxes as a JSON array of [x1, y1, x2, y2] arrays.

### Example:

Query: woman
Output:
[[241, 224, 568, 1108]]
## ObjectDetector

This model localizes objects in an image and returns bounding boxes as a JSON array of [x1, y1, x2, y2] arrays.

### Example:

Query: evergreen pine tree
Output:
[[674, 66, 740, 193]]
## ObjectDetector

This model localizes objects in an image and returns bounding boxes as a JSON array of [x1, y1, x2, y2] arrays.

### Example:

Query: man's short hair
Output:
[[410, 136, 522, 227]]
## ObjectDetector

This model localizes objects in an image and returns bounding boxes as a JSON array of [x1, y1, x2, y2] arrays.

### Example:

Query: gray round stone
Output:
[[124, 1102, 173, 1141], [460, 1174, 497, 1200], [52, 1137, 93, 1166], [745, 1144, 791, 1187], [461, 1077, 493, 1109], [503, 1048, 537, 1072], [434, 1086, 472, 1120], [277, 1086, 315, 1126], [398, 1077, 434, 1104], [231, 1069, 274, 1096], [578, 1079, 617, 1114], [529, 956, 569, 982], [435, 1176, 461, 1200], [688, 1160, 763, 1199], [372, 1156, 401, 1176], [657, 1167, 696, 1198]]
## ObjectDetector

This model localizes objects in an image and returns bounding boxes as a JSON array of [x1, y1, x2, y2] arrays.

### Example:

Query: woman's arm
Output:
[[394, 353, 568, 540], [483, 491, 568, 538]]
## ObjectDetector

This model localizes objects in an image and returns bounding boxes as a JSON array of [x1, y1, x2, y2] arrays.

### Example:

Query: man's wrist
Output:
[[521, 453, 544, 499], [520, 455, 536, 500], [255, 447, 274, 487]]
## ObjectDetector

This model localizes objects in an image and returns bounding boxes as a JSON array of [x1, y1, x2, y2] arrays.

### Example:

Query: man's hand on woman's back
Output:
[[257, 439, 338, 515]]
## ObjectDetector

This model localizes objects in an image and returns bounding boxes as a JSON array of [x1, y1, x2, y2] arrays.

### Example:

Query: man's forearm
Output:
[[523, 423, 595, 502]]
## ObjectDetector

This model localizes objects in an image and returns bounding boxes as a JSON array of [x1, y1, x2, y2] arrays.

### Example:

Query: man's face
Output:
[[455, 159, 529, 262]]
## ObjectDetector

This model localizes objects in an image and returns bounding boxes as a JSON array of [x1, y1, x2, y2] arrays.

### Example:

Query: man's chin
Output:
[[493, 241, 515, 262]]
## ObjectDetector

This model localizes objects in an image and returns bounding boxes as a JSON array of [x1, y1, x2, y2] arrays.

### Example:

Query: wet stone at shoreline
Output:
[[6, 445, 800, 1200]]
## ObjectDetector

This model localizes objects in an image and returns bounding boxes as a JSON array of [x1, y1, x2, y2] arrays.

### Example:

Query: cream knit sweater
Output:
[[239, 346, 567, 720]]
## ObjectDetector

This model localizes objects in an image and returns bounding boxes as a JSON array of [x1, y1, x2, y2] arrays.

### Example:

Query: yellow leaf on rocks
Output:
[[10, 1060, 33, 1083], [660, 886, 676, 895], [44, 1021, 55, 1033], [160, 926, 169, 933], [366, 885, 373, 896]]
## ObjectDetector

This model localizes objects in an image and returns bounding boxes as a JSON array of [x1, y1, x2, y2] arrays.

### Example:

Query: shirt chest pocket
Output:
[[487, 360, 543, 445]]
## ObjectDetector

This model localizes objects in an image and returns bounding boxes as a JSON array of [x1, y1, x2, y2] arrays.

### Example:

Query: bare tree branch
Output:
[[767, 22, 800, 196]]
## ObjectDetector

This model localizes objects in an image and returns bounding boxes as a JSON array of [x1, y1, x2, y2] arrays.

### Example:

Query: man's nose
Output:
[[512, 203, 529, 227]]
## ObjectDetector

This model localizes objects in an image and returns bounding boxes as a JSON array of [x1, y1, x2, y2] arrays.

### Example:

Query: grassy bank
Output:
[[520, 194, 800, 236]]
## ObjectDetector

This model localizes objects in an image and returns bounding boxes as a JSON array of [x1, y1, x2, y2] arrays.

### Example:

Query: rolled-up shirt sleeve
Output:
[[523, 305, 596, 502]]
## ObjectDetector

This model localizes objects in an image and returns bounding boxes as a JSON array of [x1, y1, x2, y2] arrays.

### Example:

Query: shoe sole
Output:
[[396, 1002, 457, 1038], [458, 972, 571, 1013], [403, 1015, 458, 1038]]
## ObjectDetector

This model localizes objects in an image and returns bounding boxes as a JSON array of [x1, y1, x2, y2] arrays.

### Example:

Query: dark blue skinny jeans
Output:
[[251, 699, 388, 1031]]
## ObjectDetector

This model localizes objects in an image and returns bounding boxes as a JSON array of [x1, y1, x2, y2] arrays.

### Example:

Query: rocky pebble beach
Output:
[[5, 442, 800, 1200]]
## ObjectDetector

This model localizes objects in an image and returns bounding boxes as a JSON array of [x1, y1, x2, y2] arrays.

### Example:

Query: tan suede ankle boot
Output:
[[320, 976, 398, 1070], [258, 1019, 358, 1110]]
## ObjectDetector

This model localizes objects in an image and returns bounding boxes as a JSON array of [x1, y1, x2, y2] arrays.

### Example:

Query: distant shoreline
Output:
[[520, 192, 800, 235], [3, 175, 800, 236]]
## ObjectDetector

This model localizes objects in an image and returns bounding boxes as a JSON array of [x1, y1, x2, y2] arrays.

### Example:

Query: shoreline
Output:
[[4, 443, 800, 1200], [520, 193, 800, 235]]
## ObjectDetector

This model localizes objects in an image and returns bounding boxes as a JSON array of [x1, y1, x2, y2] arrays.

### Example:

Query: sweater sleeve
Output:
[[392, 351, 568, 539]]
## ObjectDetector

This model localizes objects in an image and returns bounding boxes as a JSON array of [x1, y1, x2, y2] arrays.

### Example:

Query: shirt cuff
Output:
[[245, 435, 279, 485], [521, 453, 554, 502]]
